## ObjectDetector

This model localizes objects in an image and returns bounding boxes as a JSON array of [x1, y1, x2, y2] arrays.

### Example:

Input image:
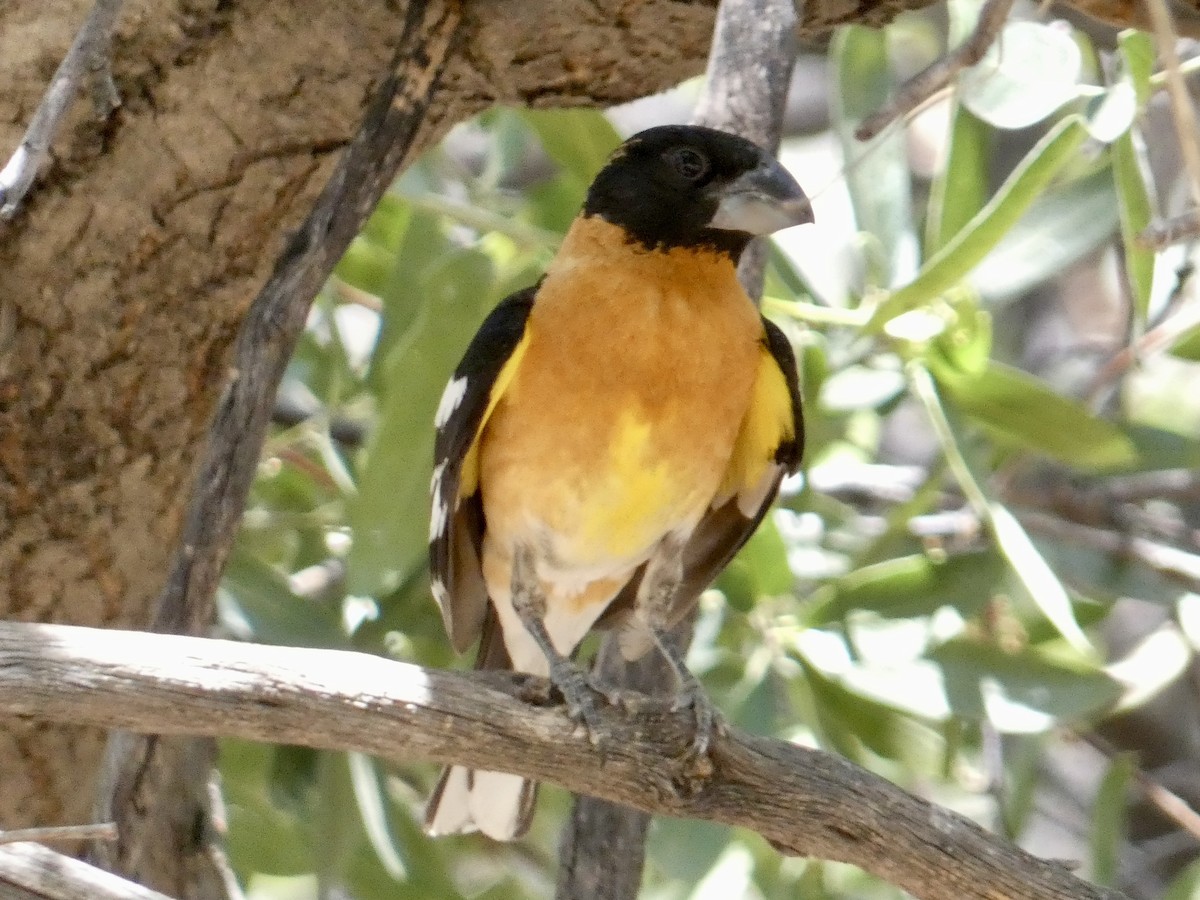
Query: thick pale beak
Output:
[[708, 157, 813, 236]]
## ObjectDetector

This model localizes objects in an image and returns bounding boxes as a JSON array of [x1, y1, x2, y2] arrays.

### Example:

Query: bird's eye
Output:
[[665, 147, 709, 181]]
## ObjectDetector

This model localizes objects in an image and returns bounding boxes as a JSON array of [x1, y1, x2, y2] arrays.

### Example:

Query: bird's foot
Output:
[[670, 675, 723, 776], [547, 656, 606, 746]]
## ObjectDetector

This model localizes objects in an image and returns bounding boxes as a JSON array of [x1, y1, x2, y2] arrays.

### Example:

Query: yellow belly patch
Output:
[[577, 409, 706, 560]]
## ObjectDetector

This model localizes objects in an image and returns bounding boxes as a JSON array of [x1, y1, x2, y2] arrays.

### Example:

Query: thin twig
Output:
[[855, 0, 1015, 141], [1139, 209, 1200, 249], [0, 0, 123, 218], [0, 823, 118, 846]]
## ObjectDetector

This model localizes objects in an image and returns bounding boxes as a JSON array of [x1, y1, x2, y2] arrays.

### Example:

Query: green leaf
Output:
[[1091, 753, 1134, 886], [1123, 423, 1200, 470], [519, 108, 622, 185], [990, 502, 1091, 654], [873, 115, 1089, 325], [930, 637, 1121, 731], [1119, 30, 1155, 108], [221, 549, 344, 648], [346, 250, 498, 597], [805, 550, 1006, 625], [1112, 37, 1156, 323], [926, 104, 990, 256], [738, 516, 794, 595], [347, 752, 407, 880], [831, 26, 918, 285], [959, 22, 1082, 130], [1169, 322, 1200, 360], [998, 734, 1044, 837], [933, 360, 1138, 470], [221, 740, 316, 877]]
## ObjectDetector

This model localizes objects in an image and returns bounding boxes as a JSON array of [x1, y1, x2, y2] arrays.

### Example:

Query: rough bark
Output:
[[0, 622, 1132, 900]]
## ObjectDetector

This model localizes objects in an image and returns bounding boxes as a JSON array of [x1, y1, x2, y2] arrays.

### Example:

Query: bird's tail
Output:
[[425, 610, 538, 840]]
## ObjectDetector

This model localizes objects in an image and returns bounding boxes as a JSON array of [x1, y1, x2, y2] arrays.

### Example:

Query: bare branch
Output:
[[0, 0, 122, 218], [0, 842, 175, 900], [855, 0, 1014, 140], [0, 622, 1129, 900]]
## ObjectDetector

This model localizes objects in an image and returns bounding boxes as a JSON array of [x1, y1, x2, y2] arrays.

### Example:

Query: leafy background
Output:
[[218, 5, 1200, 898]]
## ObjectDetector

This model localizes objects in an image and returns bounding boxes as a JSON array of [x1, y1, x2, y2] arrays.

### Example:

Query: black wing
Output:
[[429, 286, 536, 653]]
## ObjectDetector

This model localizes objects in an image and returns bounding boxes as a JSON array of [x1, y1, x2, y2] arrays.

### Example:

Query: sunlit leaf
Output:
[[874, 115, 1089, 324], [990, 502, 1091, 654], [348, 752, 407, 880], [960, 22, 1082, 130], [934, 360, 1138, 471], [930, 637, 1120, 731], [819, 364, 906, 412], [805, 550, 1005, 625], [1106, 625, 1193, 711], [926, 104, 990, 256]]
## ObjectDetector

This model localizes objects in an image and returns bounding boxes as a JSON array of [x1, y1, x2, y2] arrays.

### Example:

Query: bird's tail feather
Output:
[[425, 608, 538, 840]]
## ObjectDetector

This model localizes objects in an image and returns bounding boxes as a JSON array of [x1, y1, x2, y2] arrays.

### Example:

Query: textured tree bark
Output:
[[0, 0, 957, 893], [0, 622, 1133, 900]]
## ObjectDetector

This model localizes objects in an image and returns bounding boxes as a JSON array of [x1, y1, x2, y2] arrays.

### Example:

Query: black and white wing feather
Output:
[[429, 286, 536, 652]]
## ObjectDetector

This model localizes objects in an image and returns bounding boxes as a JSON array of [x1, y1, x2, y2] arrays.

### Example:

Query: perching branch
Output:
[[0, 621, 1130, 900]]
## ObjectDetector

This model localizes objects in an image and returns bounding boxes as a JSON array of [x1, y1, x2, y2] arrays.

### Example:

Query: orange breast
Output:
[[478, 217, 763, 575]]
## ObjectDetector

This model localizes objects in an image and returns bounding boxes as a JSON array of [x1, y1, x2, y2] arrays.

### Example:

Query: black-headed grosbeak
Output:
[[425, 125, 812, 840]]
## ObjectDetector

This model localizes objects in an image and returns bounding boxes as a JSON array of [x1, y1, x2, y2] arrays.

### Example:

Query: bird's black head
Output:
[[581, 125, 813, 259]]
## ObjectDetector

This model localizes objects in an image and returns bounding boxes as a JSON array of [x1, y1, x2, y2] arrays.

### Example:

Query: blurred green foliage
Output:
[[219, 8, 1200, 898]]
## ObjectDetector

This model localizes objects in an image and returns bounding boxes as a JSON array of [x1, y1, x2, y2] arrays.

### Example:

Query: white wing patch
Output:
[[434, 376, 468, 429], [429, 461, 449, 542], [431, 575, 449, 608]]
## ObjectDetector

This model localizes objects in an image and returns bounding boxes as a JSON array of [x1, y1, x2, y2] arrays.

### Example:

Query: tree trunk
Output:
[[0, 0, 931, 893]]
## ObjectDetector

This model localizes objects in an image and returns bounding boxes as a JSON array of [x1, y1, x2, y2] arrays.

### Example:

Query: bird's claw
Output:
[[671, 679, 722, 772], [548, 657, 606, 746]]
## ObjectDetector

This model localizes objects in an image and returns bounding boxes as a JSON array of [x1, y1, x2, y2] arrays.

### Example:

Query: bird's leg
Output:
[[640, 539, 721, 761], [509, 544, 604, 744]]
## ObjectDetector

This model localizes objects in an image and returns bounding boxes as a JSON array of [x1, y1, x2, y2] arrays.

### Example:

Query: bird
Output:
[[424, 124, 811, 841]]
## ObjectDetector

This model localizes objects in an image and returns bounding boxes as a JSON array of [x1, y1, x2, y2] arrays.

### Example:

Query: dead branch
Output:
[[0, 621, 1129, 900], [0, 842, 175, 900]]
